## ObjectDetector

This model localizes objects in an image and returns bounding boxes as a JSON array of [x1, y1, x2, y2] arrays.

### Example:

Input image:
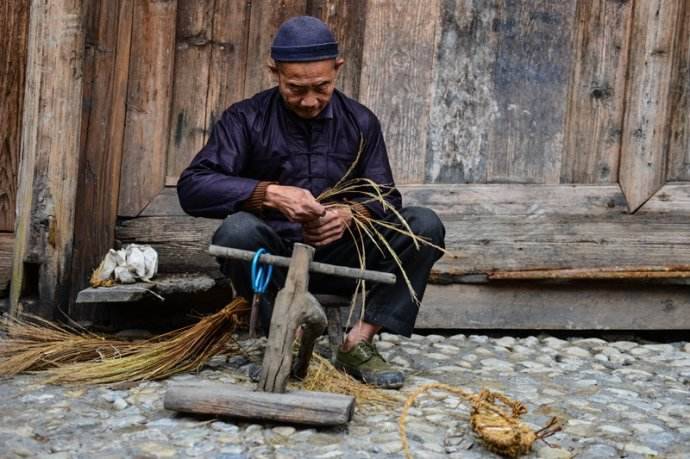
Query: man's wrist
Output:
[[242, 181, 276, 214]]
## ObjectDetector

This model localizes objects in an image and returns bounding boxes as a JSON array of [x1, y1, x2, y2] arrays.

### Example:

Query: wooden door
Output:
[[0, 2, 30, 297]]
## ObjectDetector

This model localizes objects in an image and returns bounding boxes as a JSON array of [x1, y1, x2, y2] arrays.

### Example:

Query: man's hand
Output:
[[303, 206, 353, 246], [264, 184, 325, 223]]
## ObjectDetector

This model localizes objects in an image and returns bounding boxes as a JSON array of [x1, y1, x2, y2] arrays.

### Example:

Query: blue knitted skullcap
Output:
[[271, 16, 338, 62]]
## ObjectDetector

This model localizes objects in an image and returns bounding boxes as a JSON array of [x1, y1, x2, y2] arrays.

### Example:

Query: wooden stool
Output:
[[313, 293, 363, 352]]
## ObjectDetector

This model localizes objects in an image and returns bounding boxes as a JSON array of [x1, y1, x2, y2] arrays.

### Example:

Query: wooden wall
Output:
[[5, 0, 690, 327]]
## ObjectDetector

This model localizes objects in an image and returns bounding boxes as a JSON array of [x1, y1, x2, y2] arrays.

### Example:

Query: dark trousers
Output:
[[212, 207, 445, 337]]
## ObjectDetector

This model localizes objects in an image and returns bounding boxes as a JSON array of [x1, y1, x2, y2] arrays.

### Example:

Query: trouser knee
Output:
[[212, 211, 268, 250], [402, 206, 446, 249]]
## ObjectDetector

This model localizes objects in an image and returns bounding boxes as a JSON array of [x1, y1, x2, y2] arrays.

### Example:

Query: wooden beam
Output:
[[119, 184, 690, 275], [417, 282, 690, 330], [619, 0, 683, 212], [117, 0, 177, 217], [10, 0, 86, 318], [666, 0, 690, 181], [164, 384, 354, 426], [561, 0, 633, 184], [0, 1, 29, 232], [70, 0, 134, 313], [359, 0, 440, 184]]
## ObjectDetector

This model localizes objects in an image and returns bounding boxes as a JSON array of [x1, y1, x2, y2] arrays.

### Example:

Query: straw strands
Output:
[[299, 353, 401, 410], [0, 298, 249, 384], [0, 314, 137, 375], [399, 383, 561, 458]]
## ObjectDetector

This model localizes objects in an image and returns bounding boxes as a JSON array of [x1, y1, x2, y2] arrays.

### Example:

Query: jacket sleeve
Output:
[[348, 115, 402, 219], [177, 107, 260, 219]]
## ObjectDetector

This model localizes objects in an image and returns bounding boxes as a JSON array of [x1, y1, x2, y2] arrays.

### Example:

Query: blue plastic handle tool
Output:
[[251, 248, 273, 294]]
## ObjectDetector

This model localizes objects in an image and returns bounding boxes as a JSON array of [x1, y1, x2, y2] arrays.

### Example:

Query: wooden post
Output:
[[259, 243, 327, 393], [10, 0, 85, 318]]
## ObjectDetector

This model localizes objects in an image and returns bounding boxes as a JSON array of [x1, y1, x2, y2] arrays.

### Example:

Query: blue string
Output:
[[251, 248, 273, 294]]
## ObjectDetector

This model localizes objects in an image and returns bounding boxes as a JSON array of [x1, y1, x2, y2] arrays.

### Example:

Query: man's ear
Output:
[[334, 57, 345, 73], [268, 60, 280, 81]]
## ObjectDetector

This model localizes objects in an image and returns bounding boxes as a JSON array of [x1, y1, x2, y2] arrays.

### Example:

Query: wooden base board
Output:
[[417, 282, 690, 330], [0, 233, 13, 296]]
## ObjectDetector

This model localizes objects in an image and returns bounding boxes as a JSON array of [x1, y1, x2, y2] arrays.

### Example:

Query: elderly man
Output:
[[178, 16, 445, 388]]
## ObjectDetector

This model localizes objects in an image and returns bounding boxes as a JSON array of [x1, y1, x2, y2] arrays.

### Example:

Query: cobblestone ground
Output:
[[1, 333, 690, 458]]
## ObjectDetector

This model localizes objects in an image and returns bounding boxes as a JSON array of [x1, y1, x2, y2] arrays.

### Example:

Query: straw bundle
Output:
[[399, 383, 561, 459], [316, 138, 448, 322], [0, 314, 136, 375], [41, 298, 248, 385]]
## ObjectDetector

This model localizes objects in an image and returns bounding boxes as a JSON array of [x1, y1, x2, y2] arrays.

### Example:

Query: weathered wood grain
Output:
[[166, 0, 215, 180], [424, 0, 497, 184], [486, 1, 577, 184], [561, 0, 632, 184], [165, 384, 354, 426], [11, 0, 85, 318], [243, 0, 307, 98], [166, 0, 252, 183], [0, 1, 29, 232], [118, 0, 177, 217], [204, 0, 251, 151], [260, 244, 326, 393], [308, 0, 367, 99], [0, 233, 13, 295], [666, 0, 690, 181], [71, 0, 134, 311], [619, 0, 683, 212], [118, 184, 690, 275], [417, 282, 690, 330], [359, 0, 440, 184]]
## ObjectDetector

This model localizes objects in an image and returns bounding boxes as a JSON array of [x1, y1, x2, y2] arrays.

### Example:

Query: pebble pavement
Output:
[[1, 332, 690, 458]]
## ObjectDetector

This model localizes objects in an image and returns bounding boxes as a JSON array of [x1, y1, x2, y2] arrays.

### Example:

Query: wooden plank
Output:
[[485, 1, 578, 185], [424, 0, 496, 184], [619, 0, 683, 212], [307, 0, 367, 99], [166, 0, 215, 180], [76, 283, 157, 304], [0, 233, 13, 296], [144, 184, 631, 218], [243, 0, 307, 98], [164, 384, 354, 426], [117, 0, 177, 217], [166, 0, 252, 183], [0, 1, 29, 231], [561, 0, 633, 184], [204, 0, 251, 153], [666, 0, 690, 181], [10, 0, 86, 318], [417, 282, 690, 330], [359, 0, 440, 184], [640, 184, 690, 216], [70, 0, 134, 312]]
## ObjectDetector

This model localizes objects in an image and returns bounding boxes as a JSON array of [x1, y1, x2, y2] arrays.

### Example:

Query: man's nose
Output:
[[300, 95, 318, 108]]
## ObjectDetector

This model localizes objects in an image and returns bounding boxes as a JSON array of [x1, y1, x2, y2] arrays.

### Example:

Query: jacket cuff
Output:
[[349, 201, 373, 220], [242, 181, 274, 214]]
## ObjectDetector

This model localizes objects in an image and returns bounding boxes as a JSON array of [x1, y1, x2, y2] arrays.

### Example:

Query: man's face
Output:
[[273, 59, 343, 119]]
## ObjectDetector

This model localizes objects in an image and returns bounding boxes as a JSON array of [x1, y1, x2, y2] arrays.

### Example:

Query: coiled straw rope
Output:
[[399, 383, 561, 458]]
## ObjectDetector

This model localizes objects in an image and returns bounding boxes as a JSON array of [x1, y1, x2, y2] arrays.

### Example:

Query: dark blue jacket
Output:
[[177, 87, 402, 241]]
